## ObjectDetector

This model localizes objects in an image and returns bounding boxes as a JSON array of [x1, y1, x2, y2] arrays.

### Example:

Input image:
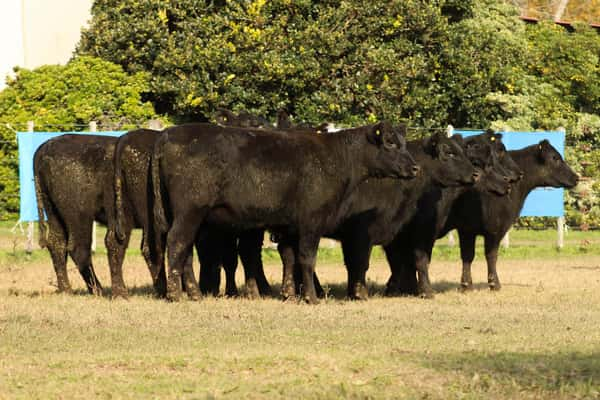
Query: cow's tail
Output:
[[113, 137, 128, 242], [33, 157, 48, 248], [152, 132, 169, 235]]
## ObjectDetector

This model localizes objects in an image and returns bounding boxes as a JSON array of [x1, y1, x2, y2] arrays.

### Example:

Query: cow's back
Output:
[[115, 129, 160, 227], [35, 134, 117, 225], [160, 124, 350, 229]]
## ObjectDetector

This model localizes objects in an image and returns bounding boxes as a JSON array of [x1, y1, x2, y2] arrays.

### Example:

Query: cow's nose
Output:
[[503, 175, 510, 183], [411, 165, 421, 176], [472, 171, 481, 182]]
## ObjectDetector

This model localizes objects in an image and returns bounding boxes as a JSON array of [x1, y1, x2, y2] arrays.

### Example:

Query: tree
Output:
[[0, 56, 163, 219]]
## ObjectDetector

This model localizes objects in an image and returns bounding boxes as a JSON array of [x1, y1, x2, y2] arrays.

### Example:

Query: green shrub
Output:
[[0, 56, 165, 220]]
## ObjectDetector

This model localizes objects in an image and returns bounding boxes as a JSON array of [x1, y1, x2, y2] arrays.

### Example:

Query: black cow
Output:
[[34, 134, 117, 295], [197, 109, 328, 298], [152, 121, 418, 304], [281, 131, 485, 300], [105, 128, 188, 299], [441, 139, 578, 291], [383, 132, 523, 298]]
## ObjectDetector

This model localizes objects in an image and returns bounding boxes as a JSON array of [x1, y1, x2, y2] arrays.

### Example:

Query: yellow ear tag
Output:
[[375, 130, 380, 136], [490, 136, 495, 142], [224, 117, 228, 121], [316, 130, 322, 135], [538, 144, 542, 150]]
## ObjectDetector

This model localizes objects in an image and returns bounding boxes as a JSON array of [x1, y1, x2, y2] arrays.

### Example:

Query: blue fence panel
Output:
[[454, 130, 566, 217], [17, 131, 126, 222]]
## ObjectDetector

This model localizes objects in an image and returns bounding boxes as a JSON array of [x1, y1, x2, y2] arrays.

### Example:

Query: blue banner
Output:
[[455, 130, 566, 217], [18, 131, 126, 221], [17, 129, 568, 221]]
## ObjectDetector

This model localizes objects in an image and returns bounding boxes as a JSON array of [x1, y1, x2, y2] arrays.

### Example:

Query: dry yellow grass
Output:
[[1, 235, 600, 399]]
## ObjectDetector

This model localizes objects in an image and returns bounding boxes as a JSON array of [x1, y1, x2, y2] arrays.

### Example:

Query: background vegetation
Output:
[[0, 0, 599, 226]]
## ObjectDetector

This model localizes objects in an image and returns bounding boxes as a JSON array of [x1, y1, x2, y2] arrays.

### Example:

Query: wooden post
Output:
[[147, 119, 164, 130], [557, 216, 565, 249], [89, 121, 97, 253], [501, 229, 510, 249], [26, 121, 34, 253], [557, 127, 566, 250]]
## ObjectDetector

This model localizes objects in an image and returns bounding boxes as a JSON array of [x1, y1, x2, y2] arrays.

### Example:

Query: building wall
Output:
[[21, 0, 92, 68], [0, 0, 92, 89]]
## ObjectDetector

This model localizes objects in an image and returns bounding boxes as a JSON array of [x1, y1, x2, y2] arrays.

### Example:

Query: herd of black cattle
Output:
[[33, 109, 579, 304]]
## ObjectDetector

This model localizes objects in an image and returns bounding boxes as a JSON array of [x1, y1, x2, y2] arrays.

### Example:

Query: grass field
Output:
[[1, 222, 599, 399]]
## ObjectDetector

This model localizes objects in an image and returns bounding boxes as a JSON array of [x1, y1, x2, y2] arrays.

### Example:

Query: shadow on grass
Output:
[[421, 351, 600, 394]]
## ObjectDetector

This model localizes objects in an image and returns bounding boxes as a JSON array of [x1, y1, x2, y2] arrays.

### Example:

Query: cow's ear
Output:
[[367, 121, 392, 145], [538, 139, 551, 151], [277, 109, 292, 129], [424, 131, 443, 153], [451, 133, 464, 147], [215, 108, 236, 125], [493, 133, 503, 141], [314, 122, 329, 134], [394, 124, 408, 137]]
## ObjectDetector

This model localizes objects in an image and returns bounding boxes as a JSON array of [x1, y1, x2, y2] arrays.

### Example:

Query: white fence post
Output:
[[26, 121, 35, 254], [557, 127, 566, 249], [89, 121, 97, 253], [557, 216, 565, 249], [501, 230, 510, 249]]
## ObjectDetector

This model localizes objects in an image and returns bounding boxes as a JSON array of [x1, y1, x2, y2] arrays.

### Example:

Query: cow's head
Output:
[[534, 139, 579, 188], [366, 121, 420, 179], [483, 129, 523, 182], [424, 132, 479, 187], [463, 133, 512, 196]]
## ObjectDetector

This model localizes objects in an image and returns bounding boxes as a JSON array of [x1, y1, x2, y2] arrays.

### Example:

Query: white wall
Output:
[[0, 0, 92, 90], [0, 0, 24, 89]]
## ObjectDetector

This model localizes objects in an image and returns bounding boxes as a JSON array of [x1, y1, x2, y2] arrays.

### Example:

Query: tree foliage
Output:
[[0, 56, 162, 219]]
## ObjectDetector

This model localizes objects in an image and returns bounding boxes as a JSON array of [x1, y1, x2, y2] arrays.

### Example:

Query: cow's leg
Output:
[[166, 213, 202, 302], [68, 221, 102, 296], [239, 230, 271, 298], [141, 227, 166, 297], [414, 246, 434, 299], [105, 225, 131, 299], [197, 233, 223, 296], [46, 214, 71, 293], [384, 240, 418, 296], [341, 238, 372, 300], [293, 264, 324, 298], [297, 235, 320, 304], [222, 235, 239, 297], [181, 250, 200, 300], [459, 231, 476, 291], [484, 234, 502, 291], [149, 231, 167, 298], [278, 240, 297, 300]]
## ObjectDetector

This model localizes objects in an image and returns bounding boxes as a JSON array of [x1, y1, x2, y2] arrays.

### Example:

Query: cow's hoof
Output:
[[419, 290, 435, 299], [280, 283, 296, 300], [57, 285, 73, 295], [303, 294, 320, 305], [90, 286, 103, 297], [489, 282, 502, 291], [166, 290, 182, 302], [460, 283, 473, 292], [258, 285, 273, 298], [224, 288, 240, 298], [245, 280, 260, 300], [350, 284, 369, 300], [111, 288, 129, 300]]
